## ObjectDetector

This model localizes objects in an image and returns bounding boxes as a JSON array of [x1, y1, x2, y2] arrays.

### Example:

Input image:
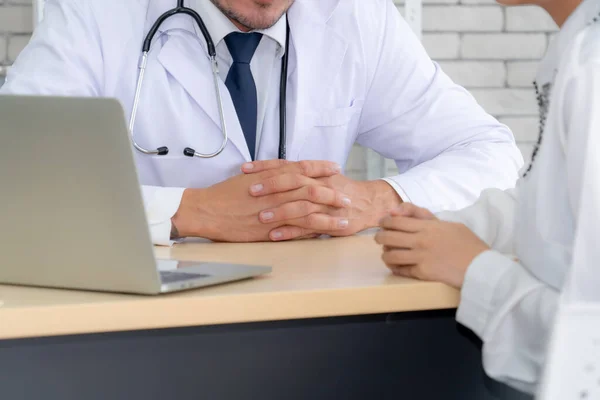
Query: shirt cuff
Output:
[[456, 250, 515, 338], [146, 187, 186, 247], [149, 219, 177, 247], [382, 175, 436, 211], [380, 178, 411, 203]]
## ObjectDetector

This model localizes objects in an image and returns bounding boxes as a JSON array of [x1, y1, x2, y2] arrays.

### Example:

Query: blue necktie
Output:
[[225, 32, 262, 160]]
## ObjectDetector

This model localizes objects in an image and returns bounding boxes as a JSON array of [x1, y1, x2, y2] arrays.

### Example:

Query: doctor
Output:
[[1, 0, 522, 245], [376, 0, 600, 394]]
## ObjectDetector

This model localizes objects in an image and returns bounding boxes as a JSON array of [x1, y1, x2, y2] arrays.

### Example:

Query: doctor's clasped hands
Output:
[[171, 160, 402, 242], [243, 160, 403, 241]]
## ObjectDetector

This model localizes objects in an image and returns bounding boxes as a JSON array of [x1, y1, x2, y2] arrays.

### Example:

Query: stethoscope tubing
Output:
[[129, 0, 288, 160]]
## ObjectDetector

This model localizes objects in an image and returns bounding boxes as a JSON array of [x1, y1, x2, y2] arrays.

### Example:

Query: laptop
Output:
[[0, 95, 271, 295]]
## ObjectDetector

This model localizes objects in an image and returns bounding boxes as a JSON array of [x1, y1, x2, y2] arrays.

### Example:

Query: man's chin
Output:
[[234, 12, 286, 31], [211, 0, 293, 31]]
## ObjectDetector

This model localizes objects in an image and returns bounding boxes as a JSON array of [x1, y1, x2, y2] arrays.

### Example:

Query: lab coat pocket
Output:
[[310, 99, 365, 127], [296, 99, 364, 162]]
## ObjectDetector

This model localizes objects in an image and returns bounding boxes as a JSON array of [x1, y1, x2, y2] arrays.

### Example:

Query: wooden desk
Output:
[[0, 234, 459, 340], [0, 235, 528, 400]]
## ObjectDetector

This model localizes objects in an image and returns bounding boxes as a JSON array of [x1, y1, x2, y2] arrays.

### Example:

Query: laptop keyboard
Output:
[[160, 270, 210, 284]]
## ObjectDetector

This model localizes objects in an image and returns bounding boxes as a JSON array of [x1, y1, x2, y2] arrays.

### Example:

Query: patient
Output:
[[375, 0, 600, 395]]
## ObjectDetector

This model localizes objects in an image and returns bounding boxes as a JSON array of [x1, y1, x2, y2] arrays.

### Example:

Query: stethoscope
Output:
[[129, 0, 290, 159]]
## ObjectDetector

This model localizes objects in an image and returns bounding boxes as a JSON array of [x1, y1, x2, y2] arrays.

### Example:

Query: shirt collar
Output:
[[536, 0, 600, 85], [192, 0, 287, 58]]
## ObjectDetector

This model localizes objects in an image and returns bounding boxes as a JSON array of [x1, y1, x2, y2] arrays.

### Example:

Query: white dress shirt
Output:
[[438, 0, 600, 394]]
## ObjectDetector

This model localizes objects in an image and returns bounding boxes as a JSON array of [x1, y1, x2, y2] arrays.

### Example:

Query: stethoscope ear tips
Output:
[[157, 147, 169, 156], [183, 147, 196, 157]]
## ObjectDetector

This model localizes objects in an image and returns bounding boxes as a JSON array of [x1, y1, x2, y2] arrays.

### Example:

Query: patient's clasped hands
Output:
[[376, 203, 490, 289]]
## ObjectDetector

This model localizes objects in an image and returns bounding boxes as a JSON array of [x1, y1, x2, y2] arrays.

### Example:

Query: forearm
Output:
[[170, 221, 180, 240], [170, 188, 219, 240]]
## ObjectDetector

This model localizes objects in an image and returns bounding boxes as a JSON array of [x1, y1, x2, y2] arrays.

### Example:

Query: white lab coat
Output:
[[0, 0, 522, 244], [438, 0, 600, 394]]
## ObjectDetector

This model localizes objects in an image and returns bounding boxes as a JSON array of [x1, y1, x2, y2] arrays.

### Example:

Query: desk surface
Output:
[[0, 234, 459, 340]]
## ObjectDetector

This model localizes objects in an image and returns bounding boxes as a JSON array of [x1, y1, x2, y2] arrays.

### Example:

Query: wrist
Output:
[[170, 221, 180, 240], [171, 188, 217, 239], [453, 247, 489, 289], [364, 180, 403, 227]]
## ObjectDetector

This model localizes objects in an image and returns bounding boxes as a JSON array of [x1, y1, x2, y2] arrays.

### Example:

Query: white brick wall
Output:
[[461, 33, 547, 59], [0, 0, 33, 84], [507, 61, 539, 87], [437, 61, 505, 87], [351, 1, 557, 180], [506, 6, 558, 32], [0, 1, 555, 180], [422, 33, 461, 59], [423, 6, 503, 31]]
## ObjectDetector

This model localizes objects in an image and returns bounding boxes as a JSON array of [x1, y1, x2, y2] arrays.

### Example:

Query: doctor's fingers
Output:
[[250, 173, 326, 197], [269, 214, 350, 241], [265, 183, 350, 210], [296, 233, 323, 240], [374, 230, 419, 249], [242, 159, 292, 174], [268, 226, 317, 242], [259, 201, 330, 224], [249, 160, 342, 179]]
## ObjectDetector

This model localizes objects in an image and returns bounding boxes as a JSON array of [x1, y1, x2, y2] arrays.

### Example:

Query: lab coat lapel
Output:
[[145, 0, 253, 161], [286, 1, 348, 159]]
